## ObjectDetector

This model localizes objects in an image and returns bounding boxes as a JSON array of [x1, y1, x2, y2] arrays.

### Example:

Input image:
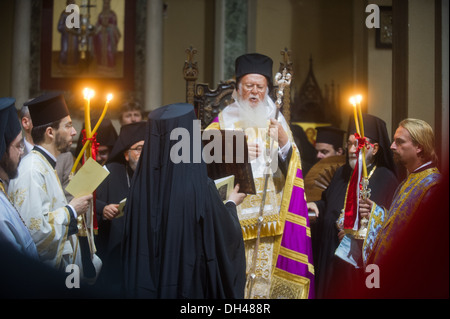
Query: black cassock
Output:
[[314, 163, 398, 298], [121, 103, 246, 299], [95, 161, 133, 292]]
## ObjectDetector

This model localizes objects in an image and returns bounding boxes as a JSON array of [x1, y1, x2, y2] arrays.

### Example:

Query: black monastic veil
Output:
[[121, 103, 246, 299]]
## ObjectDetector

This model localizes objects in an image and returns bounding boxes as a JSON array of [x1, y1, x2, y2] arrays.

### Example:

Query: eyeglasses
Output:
[[129, 145, 144, 153], [12, 142, 25, 153]]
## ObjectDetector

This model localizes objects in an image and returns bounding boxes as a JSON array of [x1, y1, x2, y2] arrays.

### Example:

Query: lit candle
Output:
[[356, 95, 364, 138], [83, 88, 95, 138], [361, 146, 368, 177], [72, 140, 89, 173], [85, 89, 95, 159], [356, 95, 368, 178], [350, 96, 361, 135], [92, 94, 113, 135], [72, 88, 96, 173]]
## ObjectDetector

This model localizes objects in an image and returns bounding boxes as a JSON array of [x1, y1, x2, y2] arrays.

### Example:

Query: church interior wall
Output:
[[408, 0, 435, 126], [0, 1, 14, 98], [0, 0, 446, 160], [289, 0, 355, 133], [162, 0, 214, 106], [367, 0, 393, 137]]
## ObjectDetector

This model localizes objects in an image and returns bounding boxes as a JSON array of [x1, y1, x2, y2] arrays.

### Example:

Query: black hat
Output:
[[75, 118, 118, 156], [25, 93, 70, 127], [91, 118, 118, 147], [315, 126, 345, 150], [235, 53, 273, 85], [348, 113, 386, 143], [0, 98, 22, 159], [108, 121, 146, 164]]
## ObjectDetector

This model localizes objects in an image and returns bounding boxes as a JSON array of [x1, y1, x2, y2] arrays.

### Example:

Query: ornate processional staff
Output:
[[344, 95, 371, 240], [246, 67, 292, 299]]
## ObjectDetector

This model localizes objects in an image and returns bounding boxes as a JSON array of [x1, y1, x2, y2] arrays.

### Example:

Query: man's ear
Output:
[[124, 150, 129, 162], [372, 143, 379, 156], [22, 117, 32, 131], [416, 144, 424, 157], [46, 126, 55, 141]]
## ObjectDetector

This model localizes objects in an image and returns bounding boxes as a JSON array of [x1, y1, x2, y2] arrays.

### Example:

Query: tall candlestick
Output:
[[356, 95, 367, 178], [83, 88, 94, 137], [92, 94, 113, 135], [361, 146, 368, 177], [72, 139, 89, 173], [72, 94, 113, 173], [350, 97, 361, 135], [84, 88, 95, 159], [356, 95, 365, 139], [72, 88, 96, 173]]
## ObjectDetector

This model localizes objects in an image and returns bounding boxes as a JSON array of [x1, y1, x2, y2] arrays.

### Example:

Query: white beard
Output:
[[236, 92, 270, 130], [349, 156, 357, 169], [349, 149, 374, 170]]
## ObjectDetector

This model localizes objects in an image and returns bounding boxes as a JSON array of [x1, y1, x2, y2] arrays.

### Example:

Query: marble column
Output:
[[214, 0, 248, 85], [214, 0, 225, 86], [11, 0, 31, 109], [145, 0, 163, 112]]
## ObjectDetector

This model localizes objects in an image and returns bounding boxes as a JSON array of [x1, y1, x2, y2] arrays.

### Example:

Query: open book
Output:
[[214, 175, 235, 203], [66, 157, 109, 198], [116, 198, 127, 218]]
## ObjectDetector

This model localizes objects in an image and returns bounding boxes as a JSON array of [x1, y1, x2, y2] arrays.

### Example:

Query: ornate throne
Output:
[[183, 46, 294, 129]]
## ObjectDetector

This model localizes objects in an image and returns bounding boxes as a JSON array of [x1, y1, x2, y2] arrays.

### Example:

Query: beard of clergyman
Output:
[[349, 148, 375, 170], [55, 131, 72, 153], [0, 152, 19, 180], [392, 151, 406, 167], [128, 155, 139, 172], [237, 91, 269, 130]]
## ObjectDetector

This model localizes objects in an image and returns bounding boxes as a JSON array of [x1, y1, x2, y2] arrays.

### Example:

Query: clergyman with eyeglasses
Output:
[[94, 121, 146, 295], [7, 93, 97, 277], [1, 97, 38, 259]]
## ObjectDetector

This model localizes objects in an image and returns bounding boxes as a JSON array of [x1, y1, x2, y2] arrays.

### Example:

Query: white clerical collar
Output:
[[413, 161, 433, 172], [34, 145, 57, 163], [23, 138, 33, 154]]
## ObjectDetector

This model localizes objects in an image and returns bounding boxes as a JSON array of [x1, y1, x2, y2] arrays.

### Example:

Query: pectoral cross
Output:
[[360, 176, 371, 200]]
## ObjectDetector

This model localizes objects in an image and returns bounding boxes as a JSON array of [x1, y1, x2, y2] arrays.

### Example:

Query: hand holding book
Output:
[[227, 184, 247, 206]]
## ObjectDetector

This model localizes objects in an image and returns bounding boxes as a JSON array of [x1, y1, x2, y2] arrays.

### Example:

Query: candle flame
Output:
[[83, 88, 95, 100], [107, 94, 113, 102], [349, 96, 356, 106], [356, 95, 362, 103]]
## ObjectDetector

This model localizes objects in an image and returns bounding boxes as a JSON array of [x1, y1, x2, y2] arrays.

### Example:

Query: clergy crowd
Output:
[[0, 53, 447, 299]]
